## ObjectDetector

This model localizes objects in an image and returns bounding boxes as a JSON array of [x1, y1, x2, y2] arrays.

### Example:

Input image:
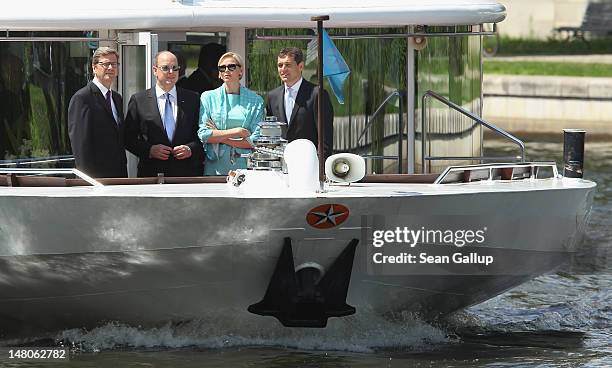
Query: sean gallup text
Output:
[[372, 252, 494, 266]]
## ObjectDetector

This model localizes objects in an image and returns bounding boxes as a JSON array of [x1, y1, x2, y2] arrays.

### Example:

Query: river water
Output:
[[2, 134, 610, 367]]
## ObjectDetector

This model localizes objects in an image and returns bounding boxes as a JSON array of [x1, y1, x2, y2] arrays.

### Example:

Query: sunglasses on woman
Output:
[[218, 63, 240, 72]]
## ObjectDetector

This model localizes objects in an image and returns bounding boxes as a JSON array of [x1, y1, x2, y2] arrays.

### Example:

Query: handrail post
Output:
[[397, 91, 403, 174], [421, 93, 428, 173]]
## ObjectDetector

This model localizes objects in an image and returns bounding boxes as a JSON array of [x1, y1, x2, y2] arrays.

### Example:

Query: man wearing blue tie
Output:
[[265, 47, 334, 158], [124, 51, 203, 177]]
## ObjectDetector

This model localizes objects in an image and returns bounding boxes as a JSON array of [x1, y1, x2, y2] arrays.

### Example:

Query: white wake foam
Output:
[[57, 310, 449, 353]]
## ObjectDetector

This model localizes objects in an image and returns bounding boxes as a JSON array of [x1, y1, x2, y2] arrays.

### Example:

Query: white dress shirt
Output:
[[155, 85, 178, 123], [284, 77, 303, 124], [92, 78, 119, 123]]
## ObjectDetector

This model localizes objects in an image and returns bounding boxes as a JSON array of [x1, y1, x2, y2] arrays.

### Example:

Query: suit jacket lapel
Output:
[[112, 93, 123, 125], [174, 88, 186, 145], [289, 82, 306, 125], [276, 87, 288, 124], [148, 88, 170, 144], [287, 81, 309, 137], [90, 83, 116, 124], [89, 82, 123, 128]]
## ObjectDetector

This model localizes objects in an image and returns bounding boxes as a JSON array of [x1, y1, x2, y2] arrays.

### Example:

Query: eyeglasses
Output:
[[97, 62, 120, 69], [157, 65, 181, 73], [218, 64, 240, 73]]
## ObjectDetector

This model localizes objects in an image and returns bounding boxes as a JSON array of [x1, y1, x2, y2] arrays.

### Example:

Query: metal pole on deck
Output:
[[311, 15, 329, 188], [563, 129, 586, 178]]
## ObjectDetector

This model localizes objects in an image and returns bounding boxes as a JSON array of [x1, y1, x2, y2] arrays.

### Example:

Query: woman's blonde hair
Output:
[[218, 52, 244, 68]]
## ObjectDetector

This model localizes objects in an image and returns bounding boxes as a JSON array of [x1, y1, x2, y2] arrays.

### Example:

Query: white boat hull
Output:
[[0, 178, 595, 336]]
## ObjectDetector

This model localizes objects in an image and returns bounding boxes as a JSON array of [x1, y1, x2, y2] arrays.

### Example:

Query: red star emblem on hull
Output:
[[306, 204, 350, 229]]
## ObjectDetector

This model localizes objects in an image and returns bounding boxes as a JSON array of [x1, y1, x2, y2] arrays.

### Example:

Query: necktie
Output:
[[105, 90, 118, 124], [105, 90, 112, 112], [163, 93, 176, 141], [286, 87, 295, 124]]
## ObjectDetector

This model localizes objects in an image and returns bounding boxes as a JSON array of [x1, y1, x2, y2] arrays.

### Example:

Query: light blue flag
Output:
[[322, 30, 350, 104]]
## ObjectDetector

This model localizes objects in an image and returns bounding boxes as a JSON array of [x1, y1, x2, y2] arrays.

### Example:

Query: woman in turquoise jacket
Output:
[[198, 52, 264, 176]]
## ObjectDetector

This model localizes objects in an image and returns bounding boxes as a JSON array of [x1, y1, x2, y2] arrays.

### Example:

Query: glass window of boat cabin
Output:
[[415, 26, 482, 174], [0, 31, 229, 167], [248, 28, 407, 174], [0, 32, 95, 165], [0, 29, 484, 174], [247, 27, 483, 174], [167, 32, 227, 93]]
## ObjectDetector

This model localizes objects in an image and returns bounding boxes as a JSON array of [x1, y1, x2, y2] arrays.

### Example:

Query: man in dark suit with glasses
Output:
[[124, 51, 203, 177], [68, 46, 127, 178]]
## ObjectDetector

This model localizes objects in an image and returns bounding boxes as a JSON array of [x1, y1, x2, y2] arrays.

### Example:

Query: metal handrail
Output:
[[434, 162, 558, 184], [421, 90, 525, 173], [361, 155, 401, 160], [0, 168, 102, 187], [357, 90, 403, 173], [0, 155, 75, 167], [425, 155, 522, 161]]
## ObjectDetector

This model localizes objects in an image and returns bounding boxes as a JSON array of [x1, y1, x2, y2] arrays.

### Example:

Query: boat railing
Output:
[[421, 90, 526, 174], [0, 155, 75, 167], [356, 90, 404, 173], [434, 162, 558, 184], [0, 163, 560, 187], [0, 168, 103, 187]]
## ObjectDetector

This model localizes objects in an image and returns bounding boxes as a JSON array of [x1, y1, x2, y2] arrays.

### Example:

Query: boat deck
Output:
[[0, 176, 595, 198]]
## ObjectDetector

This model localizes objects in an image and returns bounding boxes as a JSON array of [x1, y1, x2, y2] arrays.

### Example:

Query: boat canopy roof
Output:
[[0, 0, 505, 31]]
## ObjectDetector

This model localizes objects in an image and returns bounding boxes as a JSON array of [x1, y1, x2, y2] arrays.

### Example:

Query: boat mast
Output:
[[311, 15, 329, 189]]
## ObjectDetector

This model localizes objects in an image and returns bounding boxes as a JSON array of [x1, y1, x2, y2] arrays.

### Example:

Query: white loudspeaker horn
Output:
[[409, 36, 427, 50], [325, 153, 366, 183]]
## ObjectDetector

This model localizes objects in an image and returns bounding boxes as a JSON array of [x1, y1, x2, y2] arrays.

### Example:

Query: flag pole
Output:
[[311, 15, 329, 189]]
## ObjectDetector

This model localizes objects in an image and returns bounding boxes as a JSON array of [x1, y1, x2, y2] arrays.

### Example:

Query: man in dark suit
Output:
[[68, 47, 127, 178], [265, 47, 334, 158], [124, 51, 203, 177]]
